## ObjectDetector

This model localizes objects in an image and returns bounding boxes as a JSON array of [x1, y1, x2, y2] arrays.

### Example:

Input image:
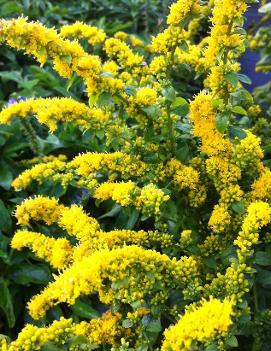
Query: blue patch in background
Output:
[[240, 3, 271, 91]]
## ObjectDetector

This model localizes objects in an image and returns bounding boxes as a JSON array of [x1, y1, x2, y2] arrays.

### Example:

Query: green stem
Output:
[[253, 283, 259, 313], [166, 103, 175, 156], [20, 118, 42, 156]]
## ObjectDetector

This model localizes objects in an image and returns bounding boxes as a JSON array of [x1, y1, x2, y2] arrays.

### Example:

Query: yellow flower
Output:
[[167, 0, 201, 25], [11, 230, 73, 269], [134, 87, 157, 106], [28, 246, 199, 319], [0, 97, 109, 133], [162, 297, 234, 351], [208, 204, 231, 233], [15, 196, 64, 226], [60, 21, 106, 45]]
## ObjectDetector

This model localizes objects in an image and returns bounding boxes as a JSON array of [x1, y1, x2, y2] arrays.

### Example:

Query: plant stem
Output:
[[20, 119, 42, 156], [166, 103, 175, 156]]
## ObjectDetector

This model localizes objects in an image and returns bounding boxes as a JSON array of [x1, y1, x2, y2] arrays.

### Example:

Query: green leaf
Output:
[[226, 335, 238, 347], [145, 319, 162, 333], [171, 97, 187, 108], [232, 106, 247, 115], [67, 336, 89, 348], [211, 98, 223, 108], [176, 144, 190, 163], [98, 204, 122, 219], [41, 342, 63, 351], [11, 263, 51, 285], [97, 92, 113, 107], [71, 299, 100, 319], [255, 251, 271, 266], [0, 279, 15, 328], [231, 201, 246, 214], [238, 73, 252, 85], [122, 319, 133, 328], [179, 39, 189, 52], [142, 106, 158, 118], [225, 72, 239, 86], [259, 3, 271, 13], [205, 345, 219, 351], [0, 166, 13, 190], [125, 209, 140, 229], [216, 114, 229, 134], [163, 86, 176, 103], [172, 103, 189, 117], [1, 1, 22, 15], [257, 270, 271, 288], [230, 127, 247, 139], [0, 200, 12, 233]]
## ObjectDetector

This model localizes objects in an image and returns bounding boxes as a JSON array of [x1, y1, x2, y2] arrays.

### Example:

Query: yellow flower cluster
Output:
[[162, 297, 233, 351], [0, 17, 101, 79], [12, 158, 67, 190], [190, 92, 231, 156], [15, 196, 63, 226], [3, 317, 74, 351], [28, 246, 200, 319], [171, 160, 207, 207], [95, 181, 170, 217], [0, 97, 109, 132], [167, 0, 201, 25], [74, 311, 122, 346], [151, 26, 183, 56], [203, 0, 247, 67], [133, 87, 157, 106], [250, 169, 271, 202], [94, 181, 136, 206], [11, 230, 73, 269], [208, 204, 231, 233], [58, 204, 100, 243], [60, 21, 106, 45], [2, 1, 270, 350], [15, 196, 100, 244], [69, 152, 148, 180], [234, 201, 271, 260], [104, 38, 143, 68], [135, 183, 170, 217], [232, 131, 264, 169]]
